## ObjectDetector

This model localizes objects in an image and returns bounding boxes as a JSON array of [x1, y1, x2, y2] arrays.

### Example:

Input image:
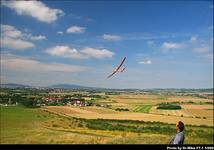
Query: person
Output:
[[169, 121, 185, 144]]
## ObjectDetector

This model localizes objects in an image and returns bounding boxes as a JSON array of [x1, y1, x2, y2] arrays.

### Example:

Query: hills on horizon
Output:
[[0, 83, 213, 92], [0, 83, 93, 89]]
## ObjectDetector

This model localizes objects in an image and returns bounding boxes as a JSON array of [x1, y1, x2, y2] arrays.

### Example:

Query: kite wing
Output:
[[115, 57, 126, 71], [107, 71, 117, 78], [107, 57, 126, 78]]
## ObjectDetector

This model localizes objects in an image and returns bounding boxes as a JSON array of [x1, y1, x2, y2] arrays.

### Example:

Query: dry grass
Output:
[[182, 104, 213, 110], [45, 106, 213, 126], [108, 94, 212, 105], [81, 106, 118, 114]]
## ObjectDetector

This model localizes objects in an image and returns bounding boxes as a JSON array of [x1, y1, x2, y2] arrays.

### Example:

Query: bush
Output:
[[157, 103, 181, 110], [115, 108, 129, 111], [52, 124, 59, 127], [20, 98, 39, 108]]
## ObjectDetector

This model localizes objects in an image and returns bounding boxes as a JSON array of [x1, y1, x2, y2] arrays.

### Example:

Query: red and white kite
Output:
[[107, 57, 126, 78]]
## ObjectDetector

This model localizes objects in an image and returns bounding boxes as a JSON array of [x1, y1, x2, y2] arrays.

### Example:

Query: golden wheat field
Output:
[[43, 93, 214, 127]]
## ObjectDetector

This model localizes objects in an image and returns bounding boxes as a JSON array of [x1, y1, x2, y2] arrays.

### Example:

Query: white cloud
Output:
[[2, 1, 64, 23], [46, 45, 87, 59], [1, 24, 46, 50], [1, 24, 23, 38], [45, 45, 114, 59], [1, 54, 88, 73], [138, 60, 152, 65], [1, 37, 35, 50], [162, 42, 184, 49], [66, 26, 86, 33], [57, 31, 63, 35], [81, 47, 114, 59], [30, 35, 47, 40], [103, 34, 121, 41]]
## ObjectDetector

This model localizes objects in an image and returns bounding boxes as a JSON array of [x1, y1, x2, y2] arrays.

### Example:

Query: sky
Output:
[[0, 0, 213, 89]]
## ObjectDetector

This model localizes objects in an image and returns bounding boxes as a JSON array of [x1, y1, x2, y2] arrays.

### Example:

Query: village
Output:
[[40, 95, 91, 107], [0, 88, 112, 108]]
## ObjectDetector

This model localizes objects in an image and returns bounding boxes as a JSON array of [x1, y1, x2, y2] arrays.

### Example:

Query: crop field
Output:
[[133, 105, 152, 113], [150, 105, 213, 119], [45, 106, 213, 126]]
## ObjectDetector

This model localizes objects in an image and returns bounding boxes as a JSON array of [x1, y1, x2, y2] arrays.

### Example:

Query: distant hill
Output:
[[1, 83, 213, 92], [0, 83, 32, 88], [49, 84, 96, 89]]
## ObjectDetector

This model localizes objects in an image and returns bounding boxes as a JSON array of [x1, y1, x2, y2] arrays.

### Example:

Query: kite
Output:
[[107, 57, 126, 78]]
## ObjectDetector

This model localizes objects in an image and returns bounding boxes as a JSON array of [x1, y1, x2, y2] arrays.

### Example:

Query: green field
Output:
[[133, 105, 152, 113], [0, 106, 213, 144]]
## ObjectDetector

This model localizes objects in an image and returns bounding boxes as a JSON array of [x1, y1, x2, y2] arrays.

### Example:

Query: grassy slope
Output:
[[0, 106, 105, 144], [0, 106, 213, 144]]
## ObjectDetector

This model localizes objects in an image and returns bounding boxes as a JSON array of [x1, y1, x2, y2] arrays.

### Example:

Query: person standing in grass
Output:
[[169, 121, 185, 144]]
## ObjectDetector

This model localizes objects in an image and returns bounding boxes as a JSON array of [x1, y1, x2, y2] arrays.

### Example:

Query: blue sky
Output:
[[0, 0, 213, 89]]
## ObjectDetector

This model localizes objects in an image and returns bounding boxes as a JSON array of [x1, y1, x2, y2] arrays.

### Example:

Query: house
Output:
[[70, 98, 87, 107]]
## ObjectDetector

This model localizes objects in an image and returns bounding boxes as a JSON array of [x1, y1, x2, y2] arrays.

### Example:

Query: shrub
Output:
[[20, 98, 39, 108], [157, 103, 181, 110], [52, 124, 59, 127], [115, 108, 129, 111]]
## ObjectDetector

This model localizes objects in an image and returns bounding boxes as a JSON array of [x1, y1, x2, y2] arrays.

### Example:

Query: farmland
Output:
[[0, 88, 213, 144], [133, 105, 152, 113]]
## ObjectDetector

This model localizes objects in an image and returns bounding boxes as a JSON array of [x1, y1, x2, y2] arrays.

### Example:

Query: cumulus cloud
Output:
[[81, 47, 114, 59], [138, 60, 152, 64], [46, 46, 87, 59], [103, 34, 121, 41], [1, 24, 22, 38], [45, 45, 114, 59], [2, 1, 64, 23], [1, 54, 88, 73], [1, 37, 35, 50], [1, 24, 46, 50], [66, 26, 86, 33], [162, 42, 184, 49]]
